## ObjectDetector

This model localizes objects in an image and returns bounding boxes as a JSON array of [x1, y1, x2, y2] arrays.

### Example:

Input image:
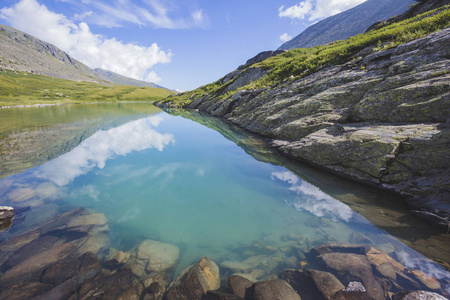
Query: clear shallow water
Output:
[[0, 104, 449, 292]]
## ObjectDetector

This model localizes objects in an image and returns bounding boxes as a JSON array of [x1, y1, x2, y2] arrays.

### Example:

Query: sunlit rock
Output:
[[165, 257, 220, 300]]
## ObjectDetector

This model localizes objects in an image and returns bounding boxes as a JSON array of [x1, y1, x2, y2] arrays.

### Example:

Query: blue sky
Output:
[[0, 0, 367, 91]]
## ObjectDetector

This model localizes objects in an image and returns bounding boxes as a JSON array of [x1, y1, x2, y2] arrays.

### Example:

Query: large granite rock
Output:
[[165, 257, 220, 300]]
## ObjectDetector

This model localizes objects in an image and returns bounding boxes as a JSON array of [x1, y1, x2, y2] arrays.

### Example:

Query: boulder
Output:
[[228, 274, 254, 298], [281, 269, 345, 300], [248, 279, 301, 300], [318, 252, 385, 300], [165, 257, 220, 300]]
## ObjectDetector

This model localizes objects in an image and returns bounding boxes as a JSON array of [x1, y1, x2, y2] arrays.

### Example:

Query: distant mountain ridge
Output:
[[94, 68, 167, 89], [0, 24, 167, 89], [279, 0, 415, 50]]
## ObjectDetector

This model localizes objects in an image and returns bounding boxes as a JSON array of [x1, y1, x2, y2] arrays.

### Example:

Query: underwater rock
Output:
[[78, 268, 142, 300], [142, 272, 167, 300], [228, 274, 254, 298], [0, 243, 75, 287], [0, 281, 54, 300], [40, 255, 80, 285], [35, 182, 59, 200], [126, 239, 179, 278], [8, 187, 35, 202], [248, 279, 301, 300], [165, 257, 220, 300], [365, 247, 405, 280], [76, 232, 110, 256], [221, 261, 253, 273], [281, 269, 345, 300], [349, 232, 374, 245], [105, 248, 131, 268]]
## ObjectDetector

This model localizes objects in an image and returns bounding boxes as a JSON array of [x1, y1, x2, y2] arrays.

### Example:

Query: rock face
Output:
[[165, 257, 220, 300], [0, 24, 103, 83], [159, 27, 450, 227]]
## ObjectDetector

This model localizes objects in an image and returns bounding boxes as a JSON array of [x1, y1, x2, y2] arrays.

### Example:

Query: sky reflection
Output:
[[35, 115, 175, 186], [271, 170, 353, 222]]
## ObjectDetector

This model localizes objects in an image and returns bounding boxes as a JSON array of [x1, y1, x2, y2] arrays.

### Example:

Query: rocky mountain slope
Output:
[[0, 24, 164, 89], [0, 24, 105, 83], [279, 0, 415, 50], [157, 8, 450, 227]]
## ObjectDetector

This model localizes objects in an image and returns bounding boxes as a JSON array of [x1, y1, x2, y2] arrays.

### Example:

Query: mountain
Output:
[[0, 24, 167, 90], [157, 6, 450, 228], [94, 68, 168, 89], [0, 24, 105, 83], [279, 0, 415, 50]]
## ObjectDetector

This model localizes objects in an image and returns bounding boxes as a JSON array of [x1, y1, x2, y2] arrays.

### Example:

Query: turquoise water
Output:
[[1, 105, 449, 289]]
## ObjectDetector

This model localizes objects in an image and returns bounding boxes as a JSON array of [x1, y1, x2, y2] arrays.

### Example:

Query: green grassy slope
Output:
[[158, 6, 450, 108], [0, 70, 176, 107]]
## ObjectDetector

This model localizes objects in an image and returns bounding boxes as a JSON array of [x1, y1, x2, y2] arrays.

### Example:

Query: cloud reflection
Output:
[[271, 171, 353, 222], [36, 116, 175, 186]]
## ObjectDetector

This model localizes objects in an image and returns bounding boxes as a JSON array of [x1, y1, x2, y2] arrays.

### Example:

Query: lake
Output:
[[0, 103, 449, 296]]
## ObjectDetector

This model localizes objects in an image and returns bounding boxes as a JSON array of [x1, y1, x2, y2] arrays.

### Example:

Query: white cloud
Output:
[[145, 71, 162, 83], [279, 0, 313, 20], [271, 171, 353, 221], [36, 115, 175, 186], [279, 0, 367, 21], [280, 33, 292, 42], [0, 0, 172, 81]]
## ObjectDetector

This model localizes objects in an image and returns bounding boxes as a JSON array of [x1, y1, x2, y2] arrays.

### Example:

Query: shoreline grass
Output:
[[0, 70, 176, 107]]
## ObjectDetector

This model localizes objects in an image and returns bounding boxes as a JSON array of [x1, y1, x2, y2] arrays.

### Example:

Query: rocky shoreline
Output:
[[0, 208, 448, 300], [156, 27, 450, 229]]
